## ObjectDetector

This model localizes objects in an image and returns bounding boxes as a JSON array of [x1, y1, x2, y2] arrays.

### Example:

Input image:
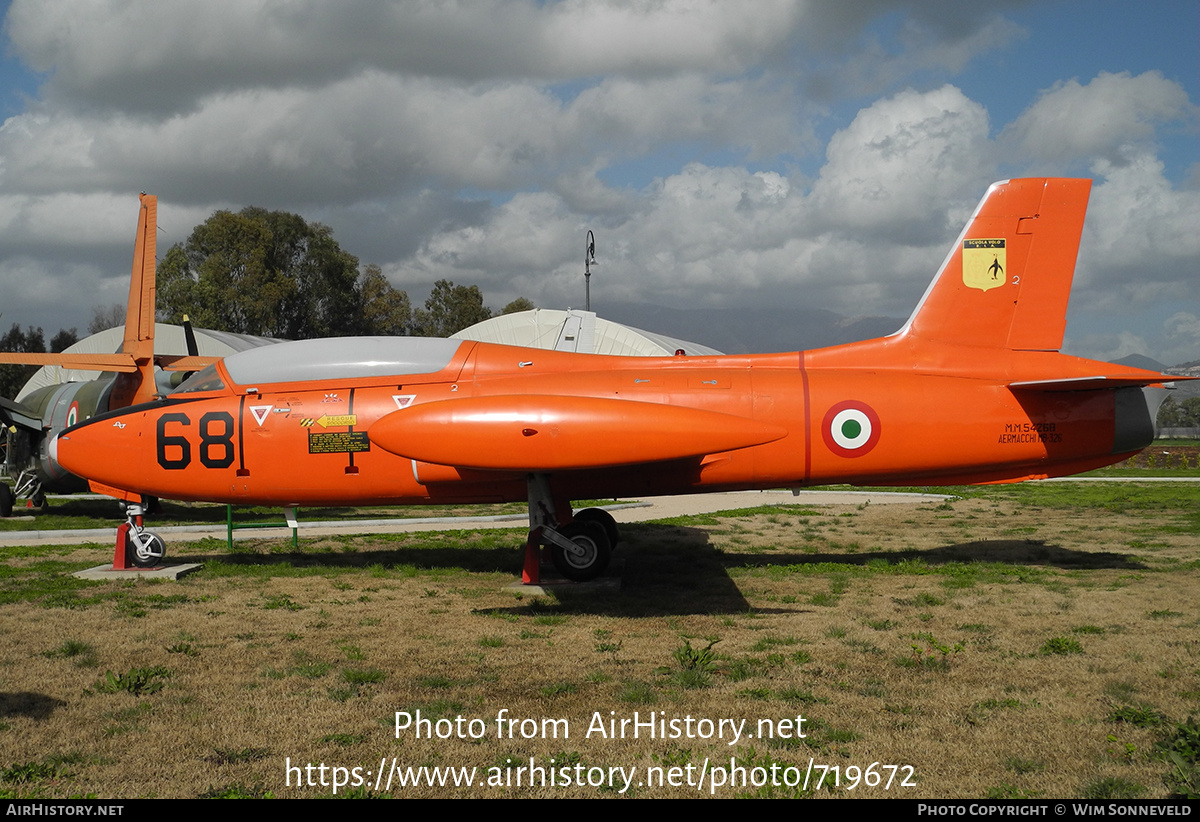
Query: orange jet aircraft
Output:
[[48, 178, 1180, 579]]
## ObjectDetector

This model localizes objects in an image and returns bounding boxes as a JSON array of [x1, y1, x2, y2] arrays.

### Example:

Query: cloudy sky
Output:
[[0, 0, 1196, 363]]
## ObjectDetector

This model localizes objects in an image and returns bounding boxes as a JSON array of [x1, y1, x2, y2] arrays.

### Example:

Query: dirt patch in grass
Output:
[[1112, 446, 1198, 470]]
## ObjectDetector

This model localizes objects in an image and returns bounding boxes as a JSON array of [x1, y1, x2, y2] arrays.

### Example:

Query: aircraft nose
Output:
[[52, 417, 117, 482]]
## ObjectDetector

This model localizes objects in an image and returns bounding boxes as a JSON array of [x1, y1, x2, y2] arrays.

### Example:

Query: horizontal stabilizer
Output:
[[1010, 375, 1188, 392], [0, 396, 41, 430], [0, 353, 139, 373], [369, 395, 788, 471]]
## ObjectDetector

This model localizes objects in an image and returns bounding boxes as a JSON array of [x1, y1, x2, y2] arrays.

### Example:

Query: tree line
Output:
[[1, 205, 535, 399], [156, 207, 533, 339], [1157, 396, 1200, 429], [0, 325, 79, 399]]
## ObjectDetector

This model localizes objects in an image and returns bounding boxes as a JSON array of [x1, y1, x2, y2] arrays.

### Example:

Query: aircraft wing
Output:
[[369, 394, 788, 471]]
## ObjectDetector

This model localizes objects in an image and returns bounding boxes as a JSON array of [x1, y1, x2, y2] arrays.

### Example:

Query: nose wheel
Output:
[[115, 501, 167, 569], [126, 529, 167, 568]]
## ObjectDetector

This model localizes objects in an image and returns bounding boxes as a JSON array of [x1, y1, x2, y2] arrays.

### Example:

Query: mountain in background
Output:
[[1111, 354, 1169, 372]]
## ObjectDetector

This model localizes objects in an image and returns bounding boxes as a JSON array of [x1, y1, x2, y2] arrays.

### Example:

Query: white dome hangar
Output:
[[452, 309, 722, 357]]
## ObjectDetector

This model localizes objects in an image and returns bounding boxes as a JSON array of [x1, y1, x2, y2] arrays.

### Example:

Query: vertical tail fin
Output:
[[123, 194, 157, 361], [0, 195, 216, 405], [110, 194, 159, 407], [898, 178, 1092, 351]]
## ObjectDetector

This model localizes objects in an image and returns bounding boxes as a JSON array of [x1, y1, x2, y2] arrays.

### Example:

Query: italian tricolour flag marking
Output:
[[821, 401, 881, 458]]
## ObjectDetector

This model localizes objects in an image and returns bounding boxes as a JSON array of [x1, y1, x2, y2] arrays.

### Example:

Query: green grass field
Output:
[[0, 468, 1196, 799]]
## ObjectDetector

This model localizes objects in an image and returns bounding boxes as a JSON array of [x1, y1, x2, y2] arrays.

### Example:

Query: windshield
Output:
[[172, 364, 226, 394]]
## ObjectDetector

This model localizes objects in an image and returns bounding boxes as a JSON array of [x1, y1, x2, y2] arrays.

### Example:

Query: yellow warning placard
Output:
[[962, 238, 1006, 292], [308, 431, 370, 454]]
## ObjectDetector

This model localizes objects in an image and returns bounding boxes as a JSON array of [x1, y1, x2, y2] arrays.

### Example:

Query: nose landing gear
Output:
[[115, 501, 166, 569]]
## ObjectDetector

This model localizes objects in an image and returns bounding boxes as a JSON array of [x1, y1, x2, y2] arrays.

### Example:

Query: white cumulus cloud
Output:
[[1003, 70, 1196, 169]]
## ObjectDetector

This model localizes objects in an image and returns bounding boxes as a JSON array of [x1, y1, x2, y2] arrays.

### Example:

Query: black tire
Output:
[[548, 521, 611, 582], [0, 483, 12, 518], [573, 507, 620, 548], [127, 531, 166, 568]]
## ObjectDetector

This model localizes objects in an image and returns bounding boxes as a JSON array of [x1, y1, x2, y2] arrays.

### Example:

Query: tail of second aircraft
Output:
[[107, 193, 160, 408], [896, 177, 1091, 353], [0, 194, 219, 407], [0, 195, 160, 396]]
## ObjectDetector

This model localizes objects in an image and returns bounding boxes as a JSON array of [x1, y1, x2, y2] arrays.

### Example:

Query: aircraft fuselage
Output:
[[54, 334, 1157, 509]]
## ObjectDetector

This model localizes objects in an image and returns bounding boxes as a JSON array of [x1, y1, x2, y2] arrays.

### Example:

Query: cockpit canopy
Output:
[[173, 337, 465, 393]]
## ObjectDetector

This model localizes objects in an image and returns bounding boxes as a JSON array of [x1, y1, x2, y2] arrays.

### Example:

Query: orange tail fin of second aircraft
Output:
[[897, 177, 1092, 353], [0, 194, 219, 406], [0, 195, 159, 386], [108, 193, 160, 408], [124, 194, 157, 367]]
